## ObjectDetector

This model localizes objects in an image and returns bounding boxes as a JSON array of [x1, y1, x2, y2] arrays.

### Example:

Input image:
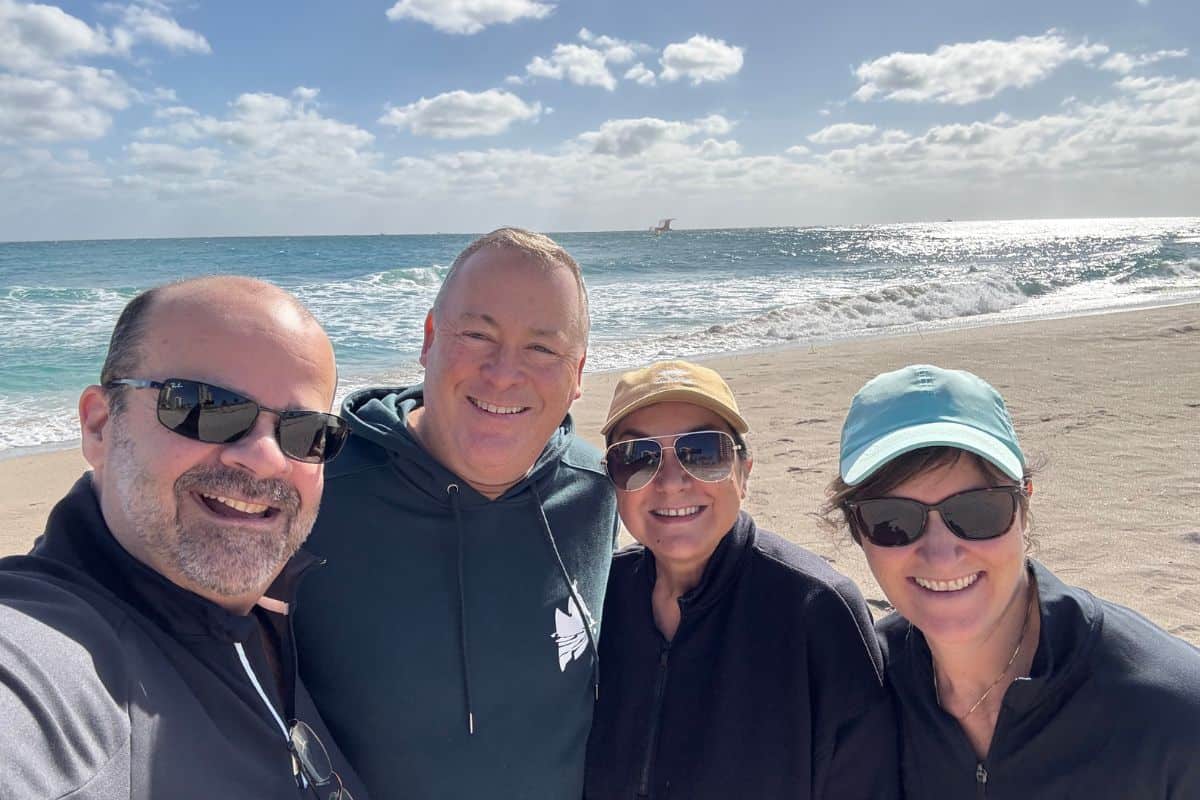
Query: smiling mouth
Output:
[[469, 397, 529, 416], [651, 505, 703, 519], [197, 492, 277, 519], [912, 572, 982, 593]]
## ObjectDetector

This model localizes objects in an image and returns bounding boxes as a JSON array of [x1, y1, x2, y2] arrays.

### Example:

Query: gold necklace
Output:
[[934, 585, 1034, 720]]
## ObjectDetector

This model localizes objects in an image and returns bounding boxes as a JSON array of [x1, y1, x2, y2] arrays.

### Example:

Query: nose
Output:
[[480, 344, 524, 389], [652, 444, 692, 491], [915, 510, 963, 563], [218, 412, 291, 479]]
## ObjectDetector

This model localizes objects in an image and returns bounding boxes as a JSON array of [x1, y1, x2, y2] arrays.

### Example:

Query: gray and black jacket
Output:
[[878, 559, 1200, 799], [0, 475, 366, 800], [295, 385, 619, 800]]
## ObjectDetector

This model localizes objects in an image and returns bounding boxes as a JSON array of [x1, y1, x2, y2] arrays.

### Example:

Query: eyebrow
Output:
[[460, 312, 566, 340]]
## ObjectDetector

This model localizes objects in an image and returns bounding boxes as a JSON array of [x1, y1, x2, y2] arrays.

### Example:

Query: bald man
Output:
[[0, 277, 365, 799]]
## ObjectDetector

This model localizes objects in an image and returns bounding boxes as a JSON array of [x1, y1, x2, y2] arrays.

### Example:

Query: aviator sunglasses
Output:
[[106, 378, 349, 464], [289, 719, 355, 799], [603, 430, 743, 492], [845, 485, 1026, 548]]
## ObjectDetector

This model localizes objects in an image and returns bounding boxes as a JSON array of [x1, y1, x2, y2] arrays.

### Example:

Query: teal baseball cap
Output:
[[839, 365, 1025, 486]]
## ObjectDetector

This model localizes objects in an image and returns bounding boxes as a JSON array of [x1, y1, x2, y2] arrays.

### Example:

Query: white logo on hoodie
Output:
[[551, 586, 593, 672]]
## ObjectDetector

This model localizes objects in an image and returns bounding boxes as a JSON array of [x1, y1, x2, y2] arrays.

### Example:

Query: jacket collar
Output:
[[335, 384, 576, 508], [640, 510, 757, 616], [31, 473, 319, 644], [899, 559, 1102, 717]]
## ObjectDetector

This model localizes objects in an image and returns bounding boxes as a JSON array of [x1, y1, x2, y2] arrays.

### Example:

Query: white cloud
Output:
[[854, 31, 1108, 104], [577, 28, 644, 64], [0, 0, 110, 72], [624, 62, 656, 86], [785, 144, 810, 157], [292, 86, 320, 103], [0, 66, 131, 142], [0, 146, 109, 190], [118, 87, 382, 203], [574, 114, 735, 158], [698, 138, 741, 158], [384, 0, 553, 35], [144, 88, 374, 156], [379, 89, 541, 138], [527, 43, 616, 90], [110, 3, 210, 55], [0, 1, 210, 145], [523, 30, 651, 90], [808, 122, 877, 145], [815, 74, 1200, 188], [1100, 48, 1188, 74], [660, 35, 744, 85], [126, 141, 221, 174]]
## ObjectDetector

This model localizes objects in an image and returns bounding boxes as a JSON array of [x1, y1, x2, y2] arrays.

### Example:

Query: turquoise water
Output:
[[2, 218, 1199, 452]]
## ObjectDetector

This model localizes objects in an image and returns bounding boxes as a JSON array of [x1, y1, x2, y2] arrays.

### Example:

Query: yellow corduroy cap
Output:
[[601, 359, 750, 436]]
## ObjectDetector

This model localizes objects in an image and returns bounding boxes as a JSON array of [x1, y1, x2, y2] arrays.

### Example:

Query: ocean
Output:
[[2, 217, 1199, 455]]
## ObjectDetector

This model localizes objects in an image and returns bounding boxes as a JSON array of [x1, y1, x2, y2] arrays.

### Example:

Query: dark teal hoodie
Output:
[[295, 385, 618, 800]]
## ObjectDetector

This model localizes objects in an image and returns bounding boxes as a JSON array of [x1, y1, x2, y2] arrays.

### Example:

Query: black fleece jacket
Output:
[[0, 475, 366, 800], [878, 560, 1200, 799], [584, 512, 900, 799]]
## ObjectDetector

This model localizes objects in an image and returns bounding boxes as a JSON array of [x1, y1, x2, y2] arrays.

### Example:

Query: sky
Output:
[[0, 0, 1197, 240]]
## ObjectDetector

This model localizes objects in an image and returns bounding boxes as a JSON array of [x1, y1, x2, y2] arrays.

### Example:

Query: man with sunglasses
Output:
[[0, 277, 365, 799], [294, 229, 618, 799]]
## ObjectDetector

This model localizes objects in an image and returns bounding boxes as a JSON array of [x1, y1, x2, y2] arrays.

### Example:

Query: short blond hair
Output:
[[434, 227, 590, 338]]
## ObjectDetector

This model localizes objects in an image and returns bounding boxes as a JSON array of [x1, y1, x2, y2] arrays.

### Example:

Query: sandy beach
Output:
[[3, 303, 1197, 644]]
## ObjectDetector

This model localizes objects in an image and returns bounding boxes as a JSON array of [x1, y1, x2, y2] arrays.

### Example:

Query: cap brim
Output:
[[841, 421, 1023, 485], [601, 387, 750, 436]]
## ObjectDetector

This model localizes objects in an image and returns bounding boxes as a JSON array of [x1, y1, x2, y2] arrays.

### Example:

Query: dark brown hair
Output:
[[99, 286, 164, 415], [818, 446, 1036, 546]]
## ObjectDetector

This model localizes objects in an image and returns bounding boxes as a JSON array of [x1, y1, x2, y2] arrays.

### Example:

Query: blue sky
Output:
[[0, 0, 1196, 240]]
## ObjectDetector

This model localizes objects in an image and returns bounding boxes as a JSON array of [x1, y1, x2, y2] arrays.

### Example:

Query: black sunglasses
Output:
[[603, 430, 743, 492], [845, 486, 1025, 548], [289, 720, 355, 799], [106, 378, 349, 464]]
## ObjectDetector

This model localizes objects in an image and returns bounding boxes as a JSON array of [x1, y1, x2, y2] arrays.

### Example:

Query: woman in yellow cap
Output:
[[823, 364, 1200, 798], [584, 359, 898, 800]]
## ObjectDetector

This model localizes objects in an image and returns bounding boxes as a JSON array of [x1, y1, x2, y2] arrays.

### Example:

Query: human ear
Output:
[[573, 352, 587, 401], [738, 457, 753, 500], [418, 311, 435, 367], [79, 385, 112, 474]]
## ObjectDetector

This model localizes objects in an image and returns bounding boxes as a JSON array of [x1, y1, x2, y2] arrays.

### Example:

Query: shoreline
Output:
[[5, 296, 1198, 462], [3, 302, 1198, 645]]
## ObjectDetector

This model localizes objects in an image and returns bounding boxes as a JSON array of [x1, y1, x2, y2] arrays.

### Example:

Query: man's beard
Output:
[[109, 419, 316, 600]]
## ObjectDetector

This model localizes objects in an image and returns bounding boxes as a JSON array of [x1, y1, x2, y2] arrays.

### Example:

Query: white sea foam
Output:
[[3, 220, 1199, 452]]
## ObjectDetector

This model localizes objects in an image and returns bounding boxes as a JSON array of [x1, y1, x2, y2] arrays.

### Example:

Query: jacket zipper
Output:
[[636, 642, 672, 798], [975, 762, 988, 799], [234, 641, 304, 788]]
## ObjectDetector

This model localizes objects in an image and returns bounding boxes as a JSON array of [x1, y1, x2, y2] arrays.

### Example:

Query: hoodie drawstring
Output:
[[531, 483, 601, 702], [446, 483, 476, 735]]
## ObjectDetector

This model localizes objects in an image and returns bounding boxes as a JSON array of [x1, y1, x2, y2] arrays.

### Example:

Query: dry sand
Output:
[[3, 303, 1197, 644]]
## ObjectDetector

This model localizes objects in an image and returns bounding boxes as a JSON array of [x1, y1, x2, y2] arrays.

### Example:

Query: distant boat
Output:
[[650, 218, 675, 234]]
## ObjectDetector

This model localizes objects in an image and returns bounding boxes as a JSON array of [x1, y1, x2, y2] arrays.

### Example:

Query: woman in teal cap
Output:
[[823, 364, 1200, 798]]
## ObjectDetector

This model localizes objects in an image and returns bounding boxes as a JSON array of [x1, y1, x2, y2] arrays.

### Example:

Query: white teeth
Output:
[[914, 573, 981, 592], [652, 506, 701, 517], [202, 493, 270, 515], [471, 398, 526, 415]]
